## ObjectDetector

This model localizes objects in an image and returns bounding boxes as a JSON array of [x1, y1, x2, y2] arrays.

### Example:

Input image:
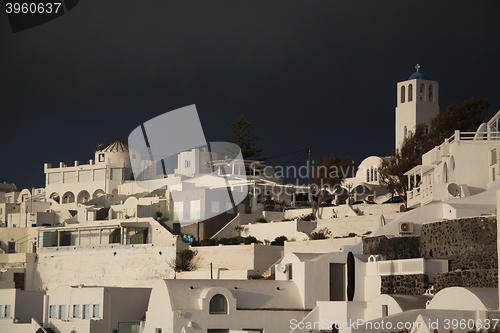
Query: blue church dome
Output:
[[408, 71, 428, 80]]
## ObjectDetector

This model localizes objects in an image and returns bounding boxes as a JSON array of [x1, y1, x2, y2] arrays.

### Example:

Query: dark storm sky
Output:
[[1, 0, 499, 190]]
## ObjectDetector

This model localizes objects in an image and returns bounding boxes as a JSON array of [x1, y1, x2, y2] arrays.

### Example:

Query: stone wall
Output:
[[363, 236, 421, 260], [365, 216, 498, 295], [420, 216, 497, 270], [434, 269, 498, 293], [381, 274, 428, 295], [364, 216, 497, 270]]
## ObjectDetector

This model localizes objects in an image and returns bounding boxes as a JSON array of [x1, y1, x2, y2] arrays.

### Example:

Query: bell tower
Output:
[[395, 64, 440, 151]]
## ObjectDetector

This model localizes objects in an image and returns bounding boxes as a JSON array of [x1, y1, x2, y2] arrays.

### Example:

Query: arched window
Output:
[[77, 190, 90, 204], [419, 83, 425, 101], [62, 191, 75, 204], [49, 192, 60, 204], [209, 294, 228, 314], [408, 84, 413, 102], [93, 189, 105, 199], [404, 126, 407, 139], [374, 167, 378, 181], [400, 86, 405, 103], [429, 85, 434, 102]]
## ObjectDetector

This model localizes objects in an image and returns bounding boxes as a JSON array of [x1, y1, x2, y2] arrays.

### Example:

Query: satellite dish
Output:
[[447, 183, 461, 197], [277, 264, 287, 273]]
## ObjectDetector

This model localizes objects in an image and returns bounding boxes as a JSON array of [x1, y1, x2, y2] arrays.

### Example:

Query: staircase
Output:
[[262, 255, 284, 278]]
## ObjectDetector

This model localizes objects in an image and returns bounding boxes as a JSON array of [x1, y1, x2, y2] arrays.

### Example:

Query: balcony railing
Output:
[[445, 130, 500, 144]]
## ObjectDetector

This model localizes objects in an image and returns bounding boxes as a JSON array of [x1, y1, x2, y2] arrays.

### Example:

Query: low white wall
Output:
[[192, 243, 283, 276], [242, 220, 313, 242], [262, 211, 285, 221], [315, 216, 381, 237], [177, 269, 250, 280], [284, 237, 361, 256]]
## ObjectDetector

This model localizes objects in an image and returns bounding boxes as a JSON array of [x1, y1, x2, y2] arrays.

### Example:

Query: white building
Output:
[[42, 285, 150, 333], [405, 110, 500, 209], [44, 139, 134, 219]]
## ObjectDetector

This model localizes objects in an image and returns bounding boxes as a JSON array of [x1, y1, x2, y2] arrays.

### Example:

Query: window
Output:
[[59, 305, 66, 320], [382, 305, 388, 317], [185, 160, 190, 168], [404, 126, 407, 140], [408, 84, 413, 102], [4, 305, 10, 318], [98, 153, 105, 162], [288, 264, 293, 280], [73, 304, 80, 318], [93, 304, 100, 318], [400, 85, 405, 103], [207, 330, 229, 333], [49, 305, 56, 318], [209, 294, 228, 314], [491, 149, 497, 166], [419, 83, 425, 101], [8, 241, 15, 253], [156, 329, 162, 333], [82, 304, 90, 319], [429, 85, 434, 102]]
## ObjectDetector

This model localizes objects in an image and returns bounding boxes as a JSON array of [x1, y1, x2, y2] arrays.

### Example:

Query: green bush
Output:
[[244, 236, 258, 245], [218, 237, 242, 245], [301, 214, 316, 221], [311, 228, 331, 240], [257, 218, 268, 223], [271, 235, 288, 246], [200, 238, 217, 246]]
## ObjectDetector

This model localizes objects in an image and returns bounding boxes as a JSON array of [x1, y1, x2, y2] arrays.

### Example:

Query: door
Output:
[[329, 263, 345, 301]]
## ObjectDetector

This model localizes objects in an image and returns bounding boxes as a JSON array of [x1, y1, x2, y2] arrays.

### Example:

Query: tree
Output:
[[378, 124, 430, 197], [310, 154, 355, 217], [379, 98, 491, 198], [313, 154, 356, 188], [428, 97, 490, 145], [226, 117, 263, 160], [168, 249, 200, 272]]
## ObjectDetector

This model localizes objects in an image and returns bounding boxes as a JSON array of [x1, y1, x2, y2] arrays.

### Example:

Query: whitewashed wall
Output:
[[35, 243, 178, 290]]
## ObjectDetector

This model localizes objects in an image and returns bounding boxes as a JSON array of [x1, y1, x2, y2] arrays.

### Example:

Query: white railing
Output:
[[445, 131, 500, 143]]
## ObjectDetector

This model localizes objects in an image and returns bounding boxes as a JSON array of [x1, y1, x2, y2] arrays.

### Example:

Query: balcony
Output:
[[407, 183, 458, 208]]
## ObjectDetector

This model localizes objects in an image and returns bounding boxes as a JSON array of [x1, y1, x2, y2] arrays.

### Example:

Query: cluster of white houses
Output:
[[1, 68, 500, 333]]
